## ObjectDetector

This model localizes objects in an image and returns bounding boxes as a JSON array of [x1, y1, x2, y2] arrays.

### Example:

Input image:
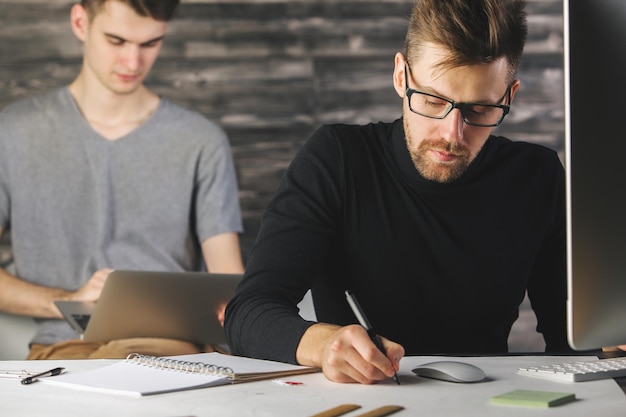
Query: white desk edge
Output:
[[0, 355, 624, 417]]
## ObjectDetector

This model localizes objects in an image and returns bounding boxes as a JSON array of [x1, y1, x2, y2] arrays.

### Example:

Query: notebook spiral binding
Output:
[[126, 353, 236, 379]]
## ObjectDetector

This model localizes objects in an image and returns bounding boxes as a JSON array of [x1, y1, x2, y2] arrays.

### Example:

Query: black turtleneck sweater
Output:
[[225, 118, 569, 363]]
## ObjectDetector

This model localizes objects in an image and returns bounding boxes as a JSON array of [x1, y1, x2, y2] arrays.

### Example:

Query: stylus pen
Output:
[[20, 367, 64, 385], [345, 290, 400, 385]]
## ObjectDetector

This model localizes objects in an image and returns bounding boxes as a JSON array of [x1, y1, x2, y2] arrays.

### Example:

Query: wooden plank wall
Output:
[[0, 0, 564, 259], [0, 0, 563, 350]]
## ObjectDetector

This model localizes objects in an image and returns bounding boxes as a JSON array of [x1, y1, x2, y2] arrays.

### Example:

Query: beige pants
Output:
[[27, 338, 221, 360]]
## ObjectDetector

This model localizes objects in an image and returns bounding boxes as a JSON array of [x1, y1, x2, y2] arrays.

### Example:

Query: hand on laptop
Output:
[[217, 302, 227, 327], [603, 345, 626, 352], [69, 268, 113, 303]]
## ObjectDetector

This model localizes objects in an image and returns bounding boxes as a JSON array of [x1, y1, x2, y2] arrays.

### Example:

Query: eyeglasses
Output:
[[404, 64, 511, 127]]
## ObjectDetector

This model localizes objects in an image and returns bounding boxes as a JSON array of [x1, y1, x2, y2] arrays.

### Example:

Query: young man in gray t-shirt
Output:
[[0, 0, 244, 359]]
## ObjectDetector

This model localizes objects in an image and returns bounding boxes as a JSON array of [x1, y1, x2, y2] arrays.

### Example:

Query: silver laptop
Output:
[[55, 270, 242, 346]]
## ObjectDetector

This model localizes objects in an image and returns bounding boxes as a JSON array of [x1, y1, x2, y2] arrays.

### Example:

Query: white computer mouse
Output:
[[412, 360, 486, 383]]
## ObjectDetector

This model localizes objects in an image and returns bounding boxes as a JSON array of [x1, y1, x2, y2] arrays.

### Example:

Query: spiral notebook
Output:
[[40, 352, 318, 396]]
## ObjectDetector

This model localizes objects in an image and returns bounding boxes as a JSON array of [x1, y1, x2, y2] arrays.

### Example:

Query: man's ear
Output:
[[70, 3, 89, 42], [392, 52, 407, 99], [508, 79, 521, 103]]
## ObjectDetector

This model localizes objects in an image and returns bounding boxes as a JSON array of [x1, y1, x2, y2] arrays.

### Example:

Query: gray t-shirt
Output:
[[0, 87, 243, 344]]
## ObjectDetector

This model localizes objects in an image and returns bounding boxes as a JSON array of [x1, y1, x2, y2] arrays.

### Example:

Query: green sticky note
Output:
[[490, 389, 576, 408]]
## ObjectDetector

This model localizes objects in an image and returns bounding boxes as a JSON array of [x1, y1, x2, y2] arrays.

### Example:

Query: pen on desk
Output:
[[345, 290, 401, 385], [20, 367, 65, 385]]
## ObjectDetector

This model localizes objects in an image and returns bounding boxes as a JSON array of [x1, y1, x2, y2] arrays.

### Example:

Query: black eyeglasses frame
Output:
[[403, 63, 512, 128]]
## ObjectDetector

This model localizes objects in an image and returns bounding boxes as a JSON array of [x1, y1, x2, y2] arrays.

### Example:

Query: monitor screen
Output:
[[565, 0, 626, 350]]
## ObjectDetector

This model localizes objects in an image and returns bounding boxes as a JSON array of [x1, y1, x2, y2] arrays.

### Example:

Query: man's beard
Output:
[[404, 120, 471, 183]]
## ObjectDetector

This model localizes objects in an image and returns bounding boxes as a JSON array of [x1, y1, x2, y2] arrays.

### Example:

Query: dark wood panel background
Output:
[[0, 0, 564, 351]]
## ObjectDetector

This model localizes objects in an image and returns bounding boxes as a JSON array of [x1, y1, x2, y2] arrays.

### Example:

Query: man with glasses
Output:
[[226, 0, 570, 383]]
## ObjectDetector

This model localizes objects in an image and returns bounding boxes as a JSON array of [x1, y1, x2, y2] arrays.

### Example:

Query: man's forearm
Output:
[[295, 322, 340, 367], [0, 268, 69, 318]]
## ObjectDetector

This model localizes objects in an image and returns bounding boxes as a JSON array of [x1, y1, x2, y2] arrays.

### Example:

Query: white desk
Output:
[[1, 356, 624, 417]]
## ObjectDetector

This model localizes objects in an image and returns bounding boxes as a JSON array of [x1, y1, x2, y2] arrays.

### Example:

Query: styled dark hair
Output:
[[405, 0, 527, 81], [80, 0, 180, 22]]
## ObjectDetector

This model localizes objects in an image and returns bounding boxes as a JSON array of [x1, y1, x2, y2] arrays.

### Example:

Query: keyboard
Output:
[[518, 357, 626, 382], [71, 314, 91, 331]]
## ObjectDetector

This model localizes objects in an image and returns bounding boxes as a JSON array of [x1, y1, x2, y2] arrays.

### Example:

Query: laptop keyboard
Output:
[[71, 314, 91, 331], [518, 357, 626, 382]]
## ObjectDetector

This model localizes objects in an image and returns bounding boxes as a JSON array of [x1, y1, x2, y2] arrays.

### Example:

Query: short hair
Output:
[[405, 0, 528, 81], [80, 0, 180, 22]]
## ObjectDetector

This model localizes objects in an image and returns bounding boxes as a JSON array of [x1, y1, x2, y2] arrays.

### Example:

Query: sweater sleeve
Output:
[[225, 126, 344, 363]]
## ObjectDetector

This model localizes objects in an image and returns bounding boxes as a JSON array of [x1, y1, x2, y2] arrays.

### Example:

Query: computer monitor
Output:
[[565, 0, 626, 350]]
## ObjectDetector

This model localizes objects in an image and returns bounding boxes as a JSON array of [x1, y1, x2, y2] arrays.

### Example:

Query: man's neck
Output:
[[69, 73, 160, 141]]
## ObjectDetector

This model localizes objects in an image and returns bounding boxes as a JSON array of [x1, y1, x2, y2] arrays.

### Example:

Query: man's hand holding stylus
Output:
[[296, 323, 404, 384]]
